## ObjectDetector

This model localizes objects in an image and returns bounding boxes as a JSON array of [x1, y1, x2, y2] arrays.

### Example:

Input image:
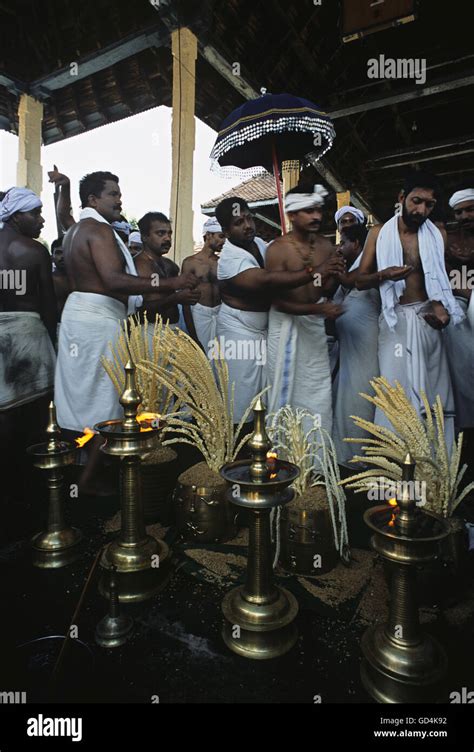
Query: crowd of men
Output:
[[0, 167, 473, 496]]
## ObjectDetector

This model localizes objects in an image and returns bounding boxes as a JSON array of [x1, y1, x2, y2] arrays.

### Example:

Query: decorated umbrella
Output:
[[210, 92, 336, 232]]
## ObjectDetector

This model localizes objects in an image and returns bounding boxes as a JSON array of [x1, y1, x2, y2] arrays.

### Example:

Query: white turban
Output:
[[203, 217, 222, 234], [0, 187, 42, 222], [112, 220, 131, 236], [449, 189, 474, 209], [128, 231, 142, 245], [334, 206, 365, 225], [284, 184, 328, 213]]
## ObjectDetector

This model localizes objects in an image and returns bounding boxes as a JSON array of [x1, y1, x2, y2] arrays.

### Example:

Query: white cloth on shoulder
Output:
[[0, 312, 55, 410], [376, 215, 464, 330], [79, 208, 142, 315], [376, 301, 455, 451], [55, 292, 126, 432], [217, 237, 267, 279], [444, 295, 474, 429], [267, 307, 333, 436], [192, 302, 221, 352]]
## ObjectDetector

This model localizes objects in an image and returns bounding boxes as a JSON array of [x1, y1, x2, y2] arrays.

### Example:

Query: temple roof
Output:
[[1, 0, 472, 221]]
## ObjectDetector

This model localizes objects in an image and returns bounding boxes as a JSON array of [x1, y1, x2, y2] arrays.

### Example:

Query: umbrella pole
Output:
[[272, 142, 286, 235]]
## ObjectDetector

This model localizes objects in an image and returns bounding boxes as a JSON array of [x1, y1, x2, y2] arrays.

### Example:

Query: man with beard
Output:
[[55, 175, 197, 495], [215, 196, 339, 426], [444, 188, 474, 467], [135, 212, 201, 332], [356, 172, 464, 447], [181, 217, 225, 352], [265, 185, 345, 436]]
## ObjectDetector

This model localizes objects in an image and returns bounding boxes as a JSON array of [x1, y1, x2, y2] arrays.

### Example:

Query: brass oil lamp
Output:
[[219, 398, 300, 659], [27, 402, 82, 568], [94, 360, 171, 603], [361, 454, 450, 703]]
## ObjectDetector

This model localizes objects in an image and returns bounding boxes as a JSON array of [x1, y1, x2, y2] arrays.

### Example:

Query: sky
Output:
[[0, 106, 236, 248]]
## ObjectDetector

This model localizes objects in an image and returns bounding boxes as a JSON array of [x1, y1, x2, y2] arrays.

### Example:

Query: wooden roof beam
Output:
[[29, 25, 169, 100], [329, 73, 474, 119]]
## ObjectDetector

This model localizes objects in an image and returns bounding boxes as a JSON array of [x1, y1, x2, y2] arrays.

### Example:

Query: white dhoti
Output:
[[55, 292, 126, 431], [267, 307, 332, 435], [445, 296, 474, 429], [333, 289, 380, 467], [215, 302, 268, 423], [0, 311, 56, 410], [192, 302, 221, 353], [376, 302, 455, 448]]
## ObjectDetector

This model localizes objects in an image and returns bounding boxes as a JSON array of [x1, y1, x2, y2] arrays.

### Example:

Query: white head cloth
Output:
[[449, 189, 474, 209], [0, 187, 42, 222], [112, 220, 131, 236], [129, 231, 142, 245], [334, 206, 365, 225], [203, 217, 222, 234], [284, 184, 328, 213]]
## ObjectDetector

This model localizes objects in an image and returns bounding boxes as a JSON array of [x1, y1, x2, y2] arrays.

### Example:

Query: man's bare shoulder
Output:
[[2, 230, 49, 258]]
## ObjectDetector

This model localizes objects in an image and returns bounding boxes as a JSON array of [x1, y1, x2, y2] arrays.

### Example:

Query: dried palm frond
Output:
[[340, 378, 474, 518], [103, 315, 267, 473], [101, 316, 180, 416], [267, 406, 349, 557]]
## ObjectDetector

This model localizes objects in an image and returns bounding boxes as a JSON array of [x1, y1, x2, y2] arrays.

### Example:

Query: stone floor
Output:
[[1, 457, 473, 704]]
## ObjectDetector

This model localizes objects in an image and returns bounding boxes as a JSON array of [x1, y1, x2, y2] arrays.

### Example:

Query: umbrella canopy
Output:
[[210, 93, 336, 176]]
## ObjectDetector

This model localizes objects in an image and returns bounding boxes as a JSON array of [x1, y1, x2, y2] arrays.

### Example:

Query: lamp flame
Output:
[[75, 427, 96, 448]]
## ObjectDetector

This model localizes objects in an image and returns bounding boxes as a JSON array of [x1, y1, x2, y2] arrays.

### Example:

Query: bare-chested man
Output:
[[214, 196, 343, 425], [135, 211, 201, 333], [0, 188, 57, 501], [181, 217, 225, 352], [444, 187, 474, 456], [55, 172, 197, 494], [266, 185, 345, 435], [356, 172, 464, 447]]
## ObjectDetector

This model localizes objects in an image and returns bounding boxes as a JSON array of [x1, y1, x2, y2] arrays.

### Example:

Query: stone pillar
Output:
[[170, 28, 197, 266], [16, 94, 43, 196], [282, 160, 300, 233]]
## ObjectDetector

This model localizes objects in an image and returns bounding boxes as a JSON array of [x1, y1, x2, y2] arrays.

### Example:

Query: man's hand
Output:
[[424, 302, 450, 330], [176, 289, 201, 305], [380, 265, 413, 282], [315, 253, 346, 282], [174, 271, 199, 290], [48, 165, 70, 187], [314, 302, 345, 320], [448, 243, 474, 263]]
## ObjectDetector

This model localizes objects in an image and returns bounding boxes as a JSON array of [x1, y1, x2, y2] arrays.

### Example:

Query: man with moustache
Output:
[[135, 211, 201, 332], [215, 195, 343, 426], [334, 205, 366, 234], [265, 185, 345, 436], [181, 217, 225, 352], [444, 187, 474, 463], [55, 174, 197, 495], [356, 172, 464, 447]]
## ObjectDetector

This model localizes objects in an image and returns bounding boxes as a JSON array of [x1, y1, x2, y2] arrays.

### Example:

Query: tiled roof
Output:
[[202, 172, 282, 209]]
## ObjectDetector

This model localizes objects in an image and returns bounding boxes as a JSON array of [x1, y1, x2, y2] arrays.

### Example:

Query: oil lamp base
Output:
[[361, 624, 448, 703], [222, 585, 298, 660], [99, 537, 172, 603], [31, 528, 83, 569], [95, 613, 134, 648]]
